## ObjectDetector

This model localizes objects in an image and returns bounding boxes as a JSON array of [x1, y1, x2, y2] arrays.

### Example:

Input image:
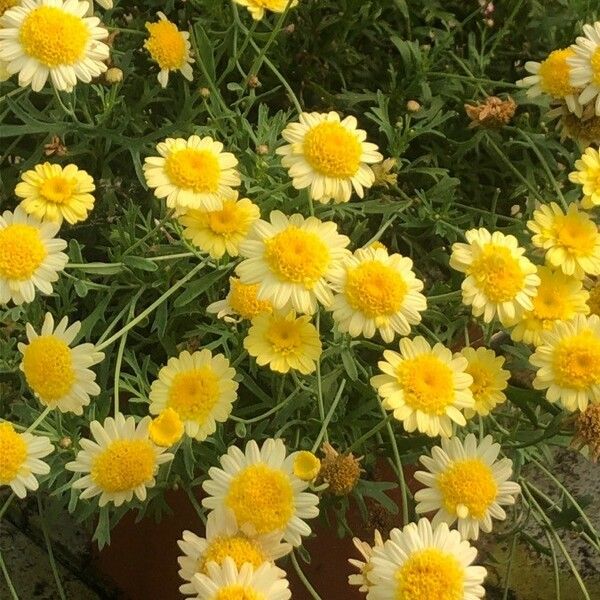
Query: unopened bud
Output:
[[248, 75, 261, 89], [59, 436, 72, 449], [199, 87, 210, 98], [406, 100, 421, 113], [105, 67, 123, 85], [256, 144, 269, 155]]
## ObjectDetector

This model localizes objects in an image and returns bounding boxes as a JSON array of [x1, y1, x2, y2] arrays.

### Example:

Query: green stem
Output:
[[501, 533, 519, 600], [113, 296, 139, 416], [427, 290, 461, 303], [0, 493, 15, 521], [38, 496, 67, 600], [311, 379, 346, 452], [290, 552, 322, 600], [26, 406, 52, 433], [314, 312, 327, 444], [0, 548, 19, 600], [348, 416, 391, 451]]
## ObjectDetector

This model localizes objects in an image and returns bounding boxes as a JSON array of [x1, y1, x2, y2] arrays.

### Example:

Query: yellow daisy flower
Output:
[[450, 228, 540, 325], [0, 0, 109, 92], [144, 12, 194, 88], [234, 0, 298, 21], [528, 202, 600, 278], [508, 266, 589, 345], [143, 135, 241, 212], [460, 346, 510, 418], [292, 451, 321, 482], [277, 111, 383, 204], [178, 192, 260, 259], [568, 146, 600, 208], [328, 246, 427, 342], [243, 311, 322, 375], [371, 336, 474, 438], [236, 210, 350, 315], [15, 162, 95, 224], [0, 422, 53, 499], [531, 313, 600, 411], [568, 22, 600, 115], [148, 408, 184, 448], [207, 277, 273, 322]]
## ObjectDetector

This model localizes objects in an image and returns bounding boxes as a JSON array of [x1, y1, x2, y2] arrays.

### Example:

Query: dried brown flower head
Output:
[[464, 96, 516, 128], [555, 102, 600, 148], [372, 158, 398, 188], [44, 135, 67, 157], [319, 442, 362, 496], [572, 404, 600, 462]]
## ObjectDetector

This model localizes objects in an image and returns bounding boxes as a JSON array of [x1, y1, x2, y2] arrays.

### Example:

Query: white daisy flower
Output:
[[348, 530, 384, 593], [569, 22, 600, 115]]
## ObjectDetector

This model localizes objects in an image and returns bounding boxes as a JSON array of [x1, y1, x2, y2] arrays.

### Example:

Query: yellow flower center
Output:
[[264, 226, 330, 287], [19, 6, 90, 67], [467, 363, 493, 403], [165, 148, 221, 194], [591, 48, 600, 87], [293, 451, 321, 481], [303, 121, 362, 178], [226, 464, 294, 534], [198, 535, 267, 573], [345, 260, 407, 318], [588, 283, 600, 316], [91, 439, 156, 493], [266, 318, 303, 354], [214, 586, 263, 600], [148, 408, 184, 447], [21, 335, 75, 402], [553, 330, 600, 389], [394, 548, 464, 600], [396, 355, 455, 415], [167, 367, 220, 423], [531, 286, 570, 321], [438, 458, 498, 519], [145, 19, 187, 70], [537, 49, 577, 98], [0, 423, 27, 484], [469, 244, 525, 303], [554, 214, 598, 255], [229, 280, 272, 319], [0, 224, 47, 280], [207, 200, 245, 235], [0, 0, 19, 17], [39, 175, 76, 205]]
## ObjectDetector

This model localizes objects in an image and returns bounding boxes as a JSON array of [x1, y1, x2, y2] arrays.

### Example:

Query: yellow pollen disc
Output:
[[438, 458, 498, 519], [0, 423, 27, 483], [588, 284, 600, 316], [145, 20, 187, 70], [0, 224, 47, 280], [531, 287, 569, 321], [214, 586, 263, 600], [39, 176, 76, 205], [537, 49, 577, 98], [226, 464, 294, 534], [166, 367, 220, 423], [198, 535, 266, 573], [0, 0, 19, 17], [469, 244, 524, 303], [303, 121, 362, 178], [592, 48, 600, 87], [266, 319, 303, 354], [264, 226, 330, 287], [229, 280, 271, 319], [345, 260, 407, 317], [207, 200, 244, 235], [395, 548, 464, 600], [293, 451, 321, 481], [91, 439, 155, 493], [396, 355, 455, 415], [466, 364, 493, 402], [554, 215, 597, 255], [19, 6, 90, 67], [165, 148, 221, 194], [553, 331, 600, 389], [22, 336, 75, 402]]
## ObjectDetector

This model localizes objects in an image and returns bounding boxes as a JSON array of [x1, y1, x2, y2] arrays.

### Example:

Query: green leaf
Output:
[[122, 255, 159, 272]]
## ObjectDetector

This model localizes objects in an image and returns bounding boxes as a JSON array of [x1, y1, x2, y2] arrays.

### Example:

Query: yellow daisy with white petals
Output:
[[528, 202, 600, 278], [0, 0, 109, 92], [237, 210, 350, 315], [450, 228, 540, 325], [0, 422, 53, 499], [369, 519, 487, 600], [15, 162, 95, 224], [277, 111, 383, 204], [531, 313, 600, 412], [569, 22, 600, 115], [143, 135, 240, 212], [177, 507, 291, 597], [18, 312, 104, 415], [66, 413, 174, 507], [202, 438, 320, 547], [207, 277, 273, 322], [414, 434, 521, 541], [149, 349, 238, 442], [348, 530, 384, 593], [144, 12, 193, 88], [328, 246, 427, 342], [371, 336, 474, 438], [0, 207, 68, 305], [569, 146, 600, 208]]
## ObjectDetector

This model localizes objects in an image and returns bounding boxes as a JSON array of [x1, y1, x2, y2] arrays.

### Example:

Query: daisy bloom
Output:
[[143, 135, 240, 212], [18, 312, 104, 414], [15, 162, 95, 224], [531, 313, 600, 411], [237, 211, 350, 315], [328, 246, 427, 342], [0, 422, 53, 499], [277, 111, 383, 204], [450, 228, 540, 325], [202, 438, 320, 546], [292, 451, 321, 482], [66, 413, 173, 507], [569, 22, 600, 115], [0, 0, 109, 92], [348, 530, 384, 593], [207, 277, 273, 322], [177, 507, 291, 597], [569, 146, 600, 208], [148, 408, 184, 448], [149, 349, 238, 441], [234, 0, 298, 22], [144, 12, 193, 88], [0, 207, 68, 305], [370, 336, 474, 438], [517, 48, 582, 115], [244, 311, 322, 375], [368, 519, 486, 600], [414, 434, 521, 541], [509, 266, 589, 346], [528, 202, 600, 278], [179, 192, 260, 259]]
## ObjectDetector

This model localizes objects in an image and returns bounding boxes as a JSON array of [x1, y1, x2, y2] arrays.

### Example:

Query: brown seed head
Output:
[[319, 442, 362, 496], [464, 96, 516, 129], [572, 404, 600, 462]]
